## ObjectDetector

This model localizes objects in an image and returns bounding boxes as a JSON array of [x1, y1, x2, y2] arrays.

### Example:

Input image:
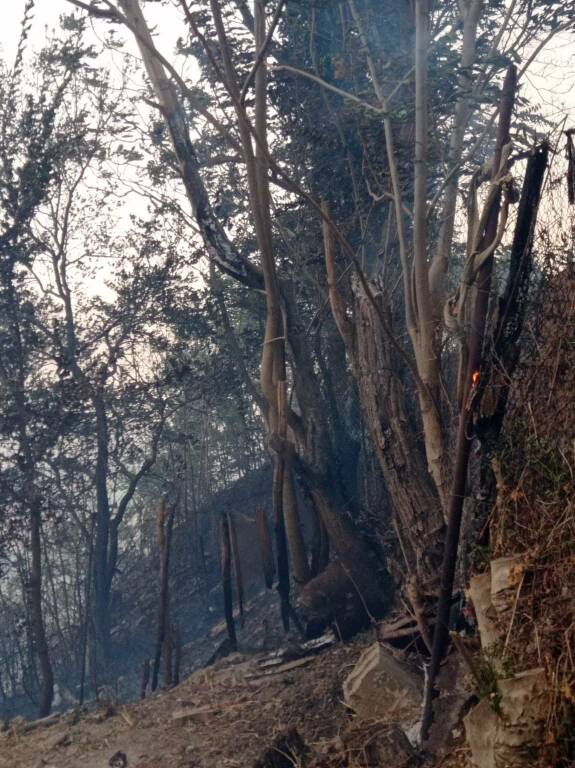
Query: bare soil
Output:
[[0, 634, 373, 768]]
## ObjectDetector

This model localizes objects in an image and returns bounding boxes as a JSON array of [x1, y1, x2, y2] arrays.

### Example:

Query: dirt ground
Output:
[[0, 634, 373, 768]]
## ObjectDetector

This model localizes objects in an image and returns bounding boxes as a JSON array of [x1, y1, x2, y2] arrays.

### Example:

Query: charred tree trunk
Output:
[[256, 505, 275, 589], [309, 499, 329, 578], [421, 64, 517, 742], [79, 515, 95, 706], [164, 632, 173, 689], [353, 285, 444, 571], [282, 453, 311, 587], [140, 658, 150, 700], [228, 513, 245, 626], [475, 142, 549, 449], [273, 453, 291, 632], [220, 515, 238, 651], [323, 205, 443, 577], [173, 627, 182, 686], [152, 499, 175, 691]]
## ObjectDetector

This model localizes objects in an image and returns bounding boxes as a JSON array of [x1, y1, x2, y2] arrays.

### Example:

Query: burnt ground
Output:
[[1, 586, 474, 768], [0, 633, 372, 768]]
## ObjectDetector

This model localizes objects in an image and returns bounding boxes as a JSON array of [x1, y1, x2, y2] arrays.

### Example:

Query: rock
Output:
[[490, 556, 525, 617], [465, 667, 549, 768], [343, 643, 422, 727], [108, 752, 128, 768], [469, 572, 500, 651]]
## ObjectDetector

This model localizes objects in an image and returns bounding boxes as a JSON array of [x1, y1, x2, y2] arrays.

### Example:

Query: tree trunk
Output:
[[323, 208, 443, 575], [421, 64, 517, 742], [29, 500, 54, 718], [140, 658, 150, 700], [282, 454, 311, 587], [220, 515, 238, 651], [152, 500, 175, 691], [353, 286, 444, 572], [255, 505, 275, 589], [228, 513, 245, 626], [79, 515, 95, 705], [92, 393, 112, 662]]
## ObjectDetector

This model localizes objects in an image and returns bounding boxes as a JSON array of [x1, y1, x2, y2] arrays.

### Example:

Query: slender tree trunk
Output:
[[421, 64, 517, 742], [228, 513, 245, 626], [152, 500, 175, 691], [220, 515, 237, 651], [92, 394, 112, 662], [256, 505, 275, 589], [173, 627, 182, 686], [140, 658, 150, 700], [79, 515, 95, 706], [29, 499, 54, 718]]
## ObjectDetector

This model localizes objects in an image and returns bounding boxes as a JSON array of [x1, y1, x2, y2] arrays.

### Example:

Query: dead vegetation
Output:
[[487, 264, 575, 765]]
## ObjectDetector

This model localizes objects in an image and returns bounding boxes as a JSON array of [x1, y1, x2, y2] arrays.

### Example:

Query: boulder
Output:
[[343, 643, 422, 727], [465, 667, 549, 768]]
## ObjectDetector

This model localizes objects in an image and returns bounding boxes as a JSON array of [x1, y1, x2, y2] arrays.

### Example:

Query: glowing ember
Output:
[[472, 371, 480, 385]]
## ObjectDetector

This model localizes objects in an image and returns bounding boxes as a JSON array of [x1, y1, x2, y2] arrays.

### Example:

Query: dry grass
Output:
[[490, 264, 575, 766]]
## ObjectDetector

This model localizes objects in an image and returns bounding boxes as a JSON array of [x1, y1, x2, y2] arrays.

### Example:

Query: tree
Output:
[[61, 0, 573, 629], [0, 18, 96, 716]]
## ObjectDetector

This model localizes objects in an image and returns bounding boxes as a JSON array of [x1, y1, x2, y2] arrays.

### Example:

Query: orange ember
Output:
[[472, 371, 480, 385]]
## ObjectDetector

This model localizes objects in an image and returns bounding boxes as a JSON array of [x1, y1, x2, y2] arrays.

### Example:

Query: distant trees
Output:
[[0, 20, 97, 717], [0, 17, 172, 714]]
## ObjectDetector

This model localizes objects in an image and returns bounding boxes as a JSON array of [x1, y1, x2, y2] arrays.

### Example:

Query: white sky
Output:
[[1, 0, 181, 63], [1, 1, 573, 130], [1, 1, 574, 245]]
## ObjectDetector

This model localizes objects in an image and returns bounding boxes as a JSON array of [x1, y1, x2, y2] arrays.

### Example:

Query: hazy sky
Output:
[[2, 1, 573, 115], [1, 1, 183, 74], [0, 1, 572, 297]]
